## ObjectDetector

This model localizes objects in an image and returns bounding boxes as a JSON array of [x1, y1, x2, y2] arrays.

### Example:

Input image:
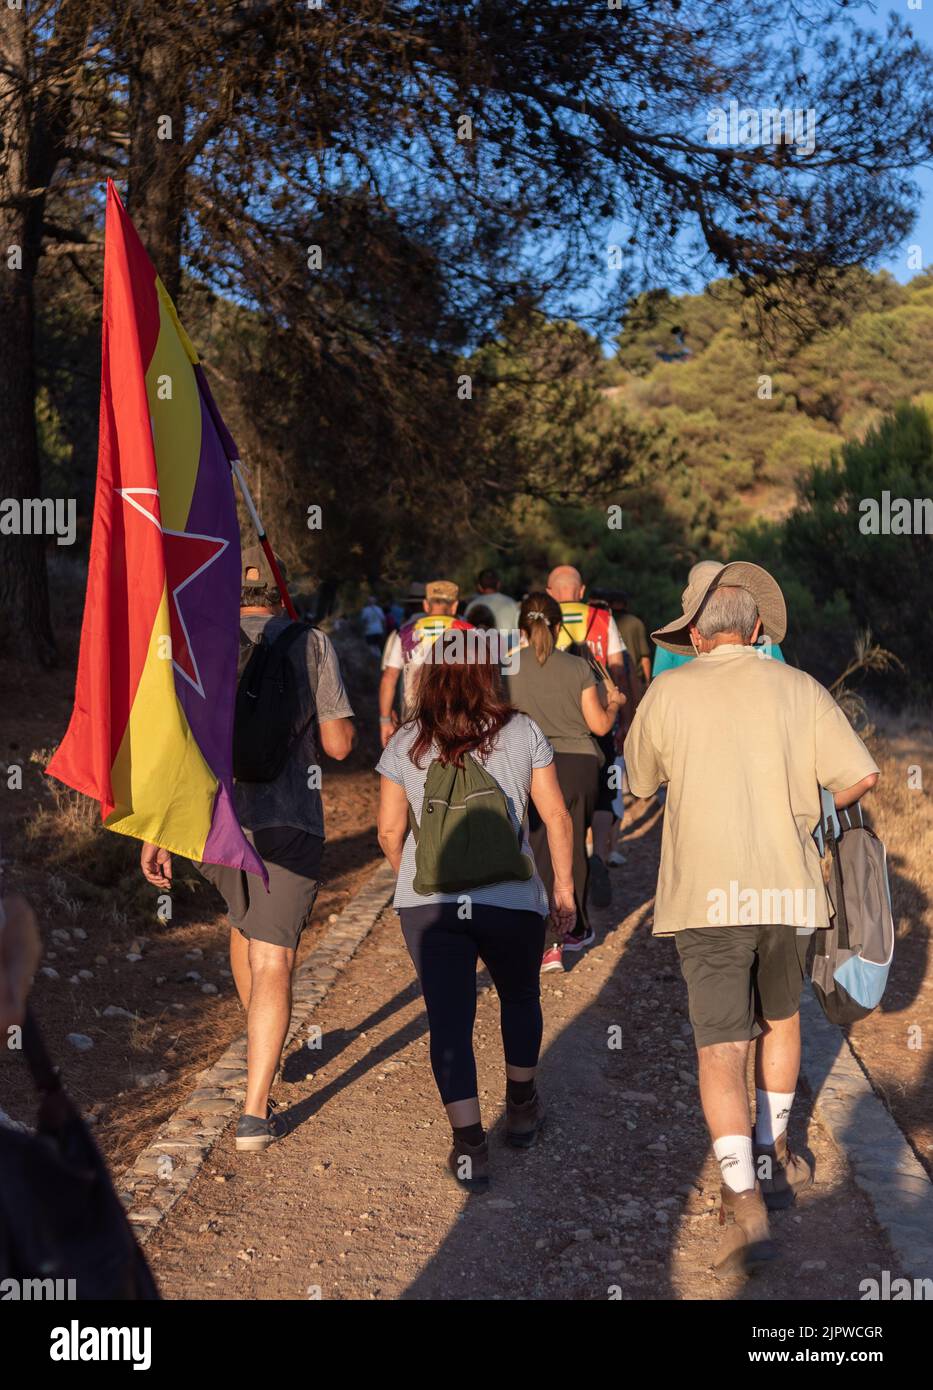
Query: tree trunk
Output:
[[127, 37, 188, 301], [0, 8, 57, 666]]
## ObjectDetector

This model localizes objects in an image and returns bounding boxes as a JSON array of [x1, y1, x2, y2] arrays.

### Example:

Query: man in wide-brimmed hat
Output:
[[652, 560, 788, 670], [624, 561, 879, 1276]]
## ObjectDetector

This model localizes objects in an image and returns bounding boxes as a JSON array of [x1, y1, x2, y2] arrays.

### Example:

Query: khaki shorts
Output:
[[675, 925, 810, 1049], [197, 827, 323, 951]]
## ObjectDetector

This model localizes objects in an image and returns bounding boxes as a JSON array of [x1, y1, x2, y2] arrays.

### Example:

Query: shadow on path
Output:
[[280, 978, 427, 1127]]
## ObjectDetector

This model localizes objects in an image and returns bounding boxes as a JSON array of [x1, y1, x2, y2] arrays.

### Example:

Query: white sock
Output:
[[754, 1089, 795, 1147], [713, 1134, 756, 1193]]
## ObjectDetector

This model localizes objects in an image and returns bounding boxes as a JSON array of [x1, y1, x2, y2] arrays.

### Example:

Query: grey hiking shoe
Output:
[[235, 1100, 286, 1153]]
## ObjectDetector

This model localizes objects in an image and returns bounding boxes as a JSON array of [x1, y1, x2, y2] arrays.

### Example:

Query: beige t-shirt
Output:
[[623, 644, 879, 935]]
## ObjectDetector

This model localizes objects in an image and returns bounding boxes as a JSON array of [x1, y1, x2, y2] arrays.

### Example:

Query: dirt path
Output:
[[145, 800, 896, 1301]]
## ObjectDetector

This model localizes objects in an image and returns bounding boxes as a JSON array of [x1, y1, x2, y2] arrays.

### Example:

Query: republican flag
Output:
[[47, 180, 265, 879]]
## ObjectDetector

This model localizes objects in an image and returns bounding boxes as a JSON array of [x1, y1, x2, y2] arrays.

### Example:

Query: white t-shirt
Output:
[[606, 615, 626, 659], [382, 629, 403, 671], [464, 591, 520, 633], [381, 621, 455, 710]]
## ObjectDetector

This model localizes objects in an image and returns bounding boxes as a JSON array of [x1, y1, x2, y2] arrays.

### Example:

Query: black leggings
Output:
[[528, 750, 599, 939], [399, 903, 547, 1105]]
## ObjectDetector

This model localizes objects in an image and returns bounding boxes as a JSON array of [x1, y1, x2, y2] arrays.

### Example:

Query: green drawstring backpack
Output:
[[410, 754, 534, 895]]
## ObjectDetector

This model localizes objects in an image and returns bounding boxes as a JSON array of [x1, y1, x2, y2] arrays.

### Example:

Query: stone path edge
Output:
[[119, 861, 397, 1246], [800, 987, 933, 1280]]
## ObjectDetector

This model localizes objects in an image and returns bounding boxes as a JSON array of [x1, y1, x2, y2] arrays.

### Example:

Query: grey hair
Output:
[[694, 585, 759, 641]]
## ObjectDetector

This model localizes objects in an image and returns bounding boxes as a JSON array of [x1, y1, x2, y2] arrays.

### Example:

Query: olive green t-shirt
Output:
[[623, 644, 880, 935], [506, 646, 598, 757], [616, 613, 651, 667]]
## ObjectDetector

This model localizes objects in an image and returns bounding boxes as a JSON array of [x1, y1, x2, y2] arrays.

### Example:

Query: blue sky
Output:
[[874, 2, 933, 281], [701, 0, 933, 284], [582, 2, 933, 345]]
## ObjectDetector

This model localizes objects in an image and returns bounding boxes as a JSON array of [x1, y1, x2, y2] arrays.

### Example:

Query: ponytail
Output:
[[519, 592, 562, 666]]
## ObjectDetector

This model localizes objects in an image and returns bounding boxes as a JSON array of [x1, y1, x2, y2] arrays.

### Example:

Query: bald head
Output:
[[547, 565, 584, 603]]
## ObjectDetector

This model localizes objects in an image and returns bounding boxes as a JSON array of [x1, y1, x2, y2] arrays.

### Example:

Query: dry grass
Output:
[[20, 745, 212, 923], [864, 706, 933, 942], [842, 703, 933, 1173]]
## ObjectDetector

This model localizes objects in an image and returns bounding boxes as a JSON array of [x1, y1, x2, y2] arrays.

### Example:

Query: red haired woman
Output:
[[377, 651, 574, 1192]]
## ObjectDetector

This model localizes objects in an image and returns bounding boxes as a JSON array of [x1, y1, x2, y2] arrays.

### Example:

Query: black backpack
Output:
[[233, 620, 317, 783]]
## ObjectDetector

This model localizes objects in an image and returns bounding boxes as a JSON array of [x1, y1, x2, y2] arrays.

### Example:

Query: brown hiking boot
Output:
[[754, 1132, 813, 1210], [505, 1090, 546, 1149], [713, 1183, 777, 1277], [447, 1137, 490, 1193]]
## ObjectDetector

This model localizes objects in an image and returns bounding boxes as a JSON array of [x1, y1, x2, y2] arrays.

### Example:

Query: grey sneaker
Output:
[[235, 1101, 286, 1153]]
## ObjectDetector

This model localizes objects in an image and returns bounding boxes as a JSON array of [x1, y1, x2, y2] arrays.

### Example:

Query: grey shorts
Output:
[[675, 924, 810, 1049], [197, 826, 323, 950]]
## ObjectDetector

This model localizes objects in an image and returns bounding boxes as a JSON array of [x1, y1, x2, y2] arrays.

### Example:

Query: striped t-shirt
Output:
[[376, 712, 553, 913]]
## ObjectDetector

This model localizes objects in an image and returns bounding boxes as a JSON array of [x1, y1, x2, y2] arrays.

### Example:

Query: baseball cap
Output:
[[425, 579, 459, 603]]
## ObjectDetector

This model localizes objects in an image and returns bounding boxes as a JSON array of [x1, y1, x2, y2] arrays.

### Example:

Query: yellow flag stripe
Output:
[[104, 585, 218, 859]]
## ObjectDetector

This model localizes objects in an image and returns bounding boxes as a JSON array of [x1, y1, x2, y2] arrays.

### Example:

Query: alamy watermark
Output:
[[706, 101, 817, 156], [50, 1321, 151, 1370], [420, 627, 522, 673], [1, 1276, 77, 1300], [0, 497, 76, 546], [858, 491, 933, 535], [706, 880, 817, 928], [859, 1271, 933, 1300]]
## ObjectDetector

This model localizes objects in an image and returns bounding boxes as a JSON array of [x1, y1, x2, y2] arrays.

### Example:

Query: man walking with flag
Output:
[[141, 546, 355, 1151]]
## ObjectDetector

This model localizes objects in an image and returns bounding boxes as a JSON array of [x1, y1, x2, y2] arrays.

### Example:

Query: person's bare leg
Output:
[[753, 1010, 811, 1200], [755, 1011, 801, 1094], [505, 1064, 535, 1082], [243, 940, 295, 1119], [229, 927, 251, 1011], [698, 1039, 752, 1140]]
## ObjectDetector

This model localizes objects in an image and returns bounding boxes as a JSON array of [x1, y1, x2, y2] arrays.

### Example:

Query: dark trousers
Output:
[[399, 903, 547, 1105], [528, 750, 599, 940]]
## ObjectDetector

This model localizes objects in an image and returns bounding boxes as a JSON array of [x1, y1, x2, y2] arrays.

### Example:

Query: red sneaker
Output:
[[540, 944, 564, 974]]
